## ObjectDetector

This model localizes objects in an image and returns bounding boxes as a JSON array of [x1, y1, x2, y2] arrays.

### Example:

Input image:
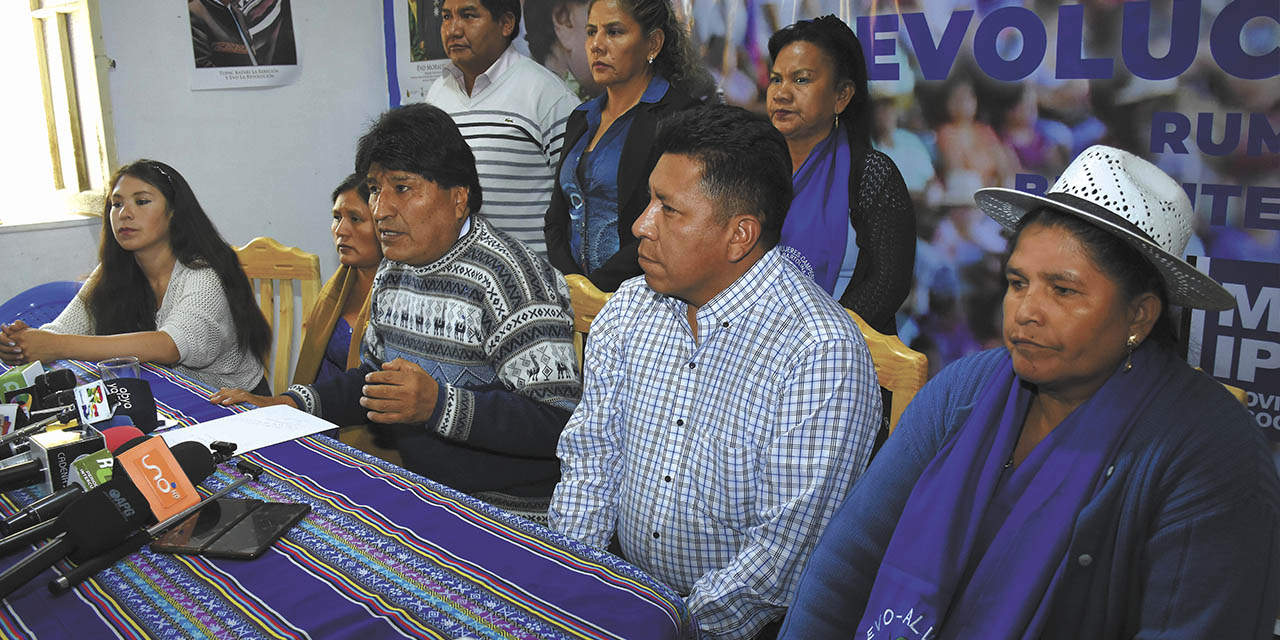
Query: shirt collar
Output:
[[442, 43, 519, 97], [656, 249, 785, 336], [575, 74, 671, 117]]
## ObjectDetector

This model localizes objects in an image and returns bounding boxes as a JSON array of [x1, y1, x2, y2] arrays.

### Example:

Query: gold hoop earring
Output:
[[1123, 335, 1138, 372]]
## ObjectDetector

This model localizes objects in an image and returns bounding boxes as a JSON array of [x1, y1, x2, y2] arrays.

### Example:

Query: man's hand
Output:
[[209, 388, 297, 409], [360, 358, 440, 424]]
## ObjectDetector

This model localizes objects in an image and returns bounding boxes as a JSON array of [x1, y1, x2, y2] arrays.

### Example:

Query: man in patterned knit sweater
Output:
[[279, 103, 581, 520]]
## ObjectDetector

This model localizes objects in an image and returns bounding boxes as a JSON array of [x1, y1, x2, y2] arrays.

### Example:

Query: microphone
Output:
[[0, 412, 78, 453], [0, 475, 152, 598], [99, 378, 159, 434], [0, 429, 188, 555], [25, 417, 139, 493], [0, 424, 146, 536], [0, 486, 81, 537], [50, 458, 265, 594], [0, 399, 128, 458], [35, 369, 76, 399], [102, 424, 144, 453], [0, 418, 107, 492], [4, 368, 76, 415], [35, 390, 121, 418], [0, 440, 216, 597], [0, 458, 42, 493]]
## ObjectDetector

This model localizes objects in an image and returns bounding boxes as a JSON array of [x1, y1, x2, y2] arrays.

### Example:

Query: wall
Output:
[[1, 1, 388, 296]]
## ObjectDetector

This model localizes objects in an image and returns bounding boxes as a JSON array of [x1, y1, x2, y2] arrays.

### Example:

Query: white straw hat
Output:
[[974, 145, 1235, 311]]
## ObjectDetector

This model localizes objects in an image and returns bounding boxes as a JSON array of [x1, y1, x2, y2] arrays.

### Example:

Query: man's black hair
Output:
[[331, 173, 370, 203], [354, 102, 483, 214], [436, 0, 521, 42], [652, 104, 793, 248]]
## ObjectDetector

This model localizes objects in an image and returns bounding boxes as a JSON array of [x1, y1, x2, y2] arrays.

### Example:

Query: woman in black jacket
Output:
[[543, 0, 710, 291]]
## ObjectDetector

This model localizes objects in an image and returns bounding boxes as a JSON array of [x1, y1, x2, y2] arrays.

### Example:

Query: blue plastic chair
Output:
[[0, 281, 83, 328]]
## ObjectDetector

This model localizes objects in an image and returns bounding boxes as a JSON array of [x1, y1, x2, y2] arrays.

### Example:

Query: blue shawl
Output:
[[858, 345, 1177, 639], [776, 123, 854, 294]]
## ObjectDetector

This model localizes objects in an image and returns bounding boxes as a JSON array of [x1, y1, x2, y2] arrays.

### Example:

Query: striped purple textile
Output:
[[0, 361, 692, 639]]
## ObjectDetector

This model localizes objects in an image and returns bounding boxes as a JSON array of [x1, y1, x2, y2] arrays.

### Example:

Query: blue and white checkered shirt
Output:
[[550, 249, 881, 638]]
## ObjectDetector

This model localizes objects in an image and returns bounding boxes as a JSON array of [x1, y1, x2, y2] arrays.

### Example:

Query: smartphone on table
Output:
[[201, 502, 312, 560], [151, 498, 263, 554]]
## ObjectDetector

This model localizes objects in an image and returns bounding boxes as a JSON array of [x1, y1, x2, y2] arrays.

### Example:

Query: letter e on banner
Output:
[[116, 436, 200, 520]]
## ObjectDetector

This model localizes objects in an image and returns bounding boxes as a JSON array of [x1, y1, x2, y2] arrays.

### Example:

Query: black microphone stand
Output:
[[48, 458, 264, 595]]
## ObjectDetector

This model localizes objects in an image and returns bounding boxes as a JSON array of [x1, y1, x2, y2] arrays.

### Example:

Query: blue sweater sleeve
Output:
[[284, 363, 376, 426], [429, 381, 572, 458], [778, 350, 1003, 639]]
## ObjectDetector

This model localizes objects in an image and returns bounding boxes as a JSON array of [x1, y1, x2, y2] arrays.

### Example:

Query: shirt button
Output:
[[721, 321, 729, 328], [663, 475, 672, 482], [688, 362, 696, 369], [1077, 554, 1093, 567], [676, 419, 684, 426], [652, 532, 660, 539]]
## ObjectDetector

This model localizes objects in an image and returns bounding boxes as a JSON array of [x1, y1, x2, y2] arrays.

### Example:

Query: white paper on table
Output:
[[159, 405, 335, 455]]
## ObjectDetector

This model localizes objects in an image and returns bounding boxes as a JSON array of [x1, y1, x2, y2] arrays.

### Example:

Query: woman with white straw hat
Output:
[[779, 145, 1280, 640]]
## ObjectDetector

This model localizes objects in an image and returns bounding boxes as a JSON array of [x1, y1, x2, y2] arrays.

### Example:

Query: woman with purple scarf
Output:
[[766, 16, 914, 334], [778, 146, 1280, 639]]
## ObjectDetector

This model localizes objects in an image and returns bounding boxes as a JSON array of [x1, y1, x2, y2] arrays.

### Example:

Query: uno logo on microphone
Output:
[[116, 436, 199, 520]]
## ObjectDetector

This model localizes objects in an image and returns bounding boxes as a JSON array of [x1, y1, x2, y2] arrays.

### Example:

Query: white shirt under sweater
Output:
[[42, 260, 265, 391], [426, 44, 578, 257]]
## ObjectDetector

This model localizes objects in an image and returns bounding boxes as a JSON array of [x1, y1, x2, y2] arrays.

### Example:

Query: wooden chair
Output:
[[564, 274, 610, 368], [236, 237, 322, 393], [845, 309, 928, 435], [1222, 381, 1247, 405]]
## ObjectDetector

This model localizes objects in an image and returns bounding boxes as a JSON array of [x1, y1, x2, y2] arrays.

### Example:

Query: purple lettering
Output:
[[1016, 173, 1051, 195], [901, 10, 973, 80], [973, 6, 1046, 81], [1121, 0, 1200, 80], [1210, 0, 1279, 80], [858, 14, 901, 81], [1244, 186, 1280, 231], [1056, 4, 1112, 79], [1198, 112, 1242, 156], [1202, 183, 1244, 226], [1151, 112, 1191, 154], [1247, 113, 1279, 156]]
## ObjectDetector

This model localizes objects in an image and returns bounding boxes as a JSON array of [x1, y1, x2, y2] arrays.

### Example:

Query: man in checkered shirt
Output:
[[549, 105, 882, 639]]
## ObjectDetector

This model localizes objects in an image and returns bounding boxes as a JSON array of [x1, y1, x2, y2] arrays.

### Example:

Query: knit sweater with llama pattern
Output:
[[287, 215, 581, 513]]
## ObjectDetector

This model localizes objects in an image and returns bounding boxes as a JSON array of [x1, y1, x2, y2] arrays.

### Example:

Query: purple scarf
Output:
[[858, 345, 1175, 639], [776, 124, 852, 294]]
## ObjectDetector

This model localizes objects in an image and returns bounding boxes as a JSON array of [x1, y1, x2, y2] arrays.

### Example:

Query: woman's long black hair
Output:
[[86, 160, 272, 363]]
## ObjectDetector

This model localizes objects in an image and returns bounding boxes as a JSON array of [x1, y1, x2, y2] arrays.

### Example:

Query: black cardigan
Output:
[[543, 83, 703, 291], [840, 139, 916, 335]]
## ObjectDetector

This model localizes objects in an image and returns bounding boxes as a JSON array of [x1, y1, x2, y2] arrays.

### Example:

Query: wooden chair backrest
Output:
[[1222, 381, 1247, 405], [845, 309, 929, 435], [564, 274, 610, 368], [236, 237, 322, 393]]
